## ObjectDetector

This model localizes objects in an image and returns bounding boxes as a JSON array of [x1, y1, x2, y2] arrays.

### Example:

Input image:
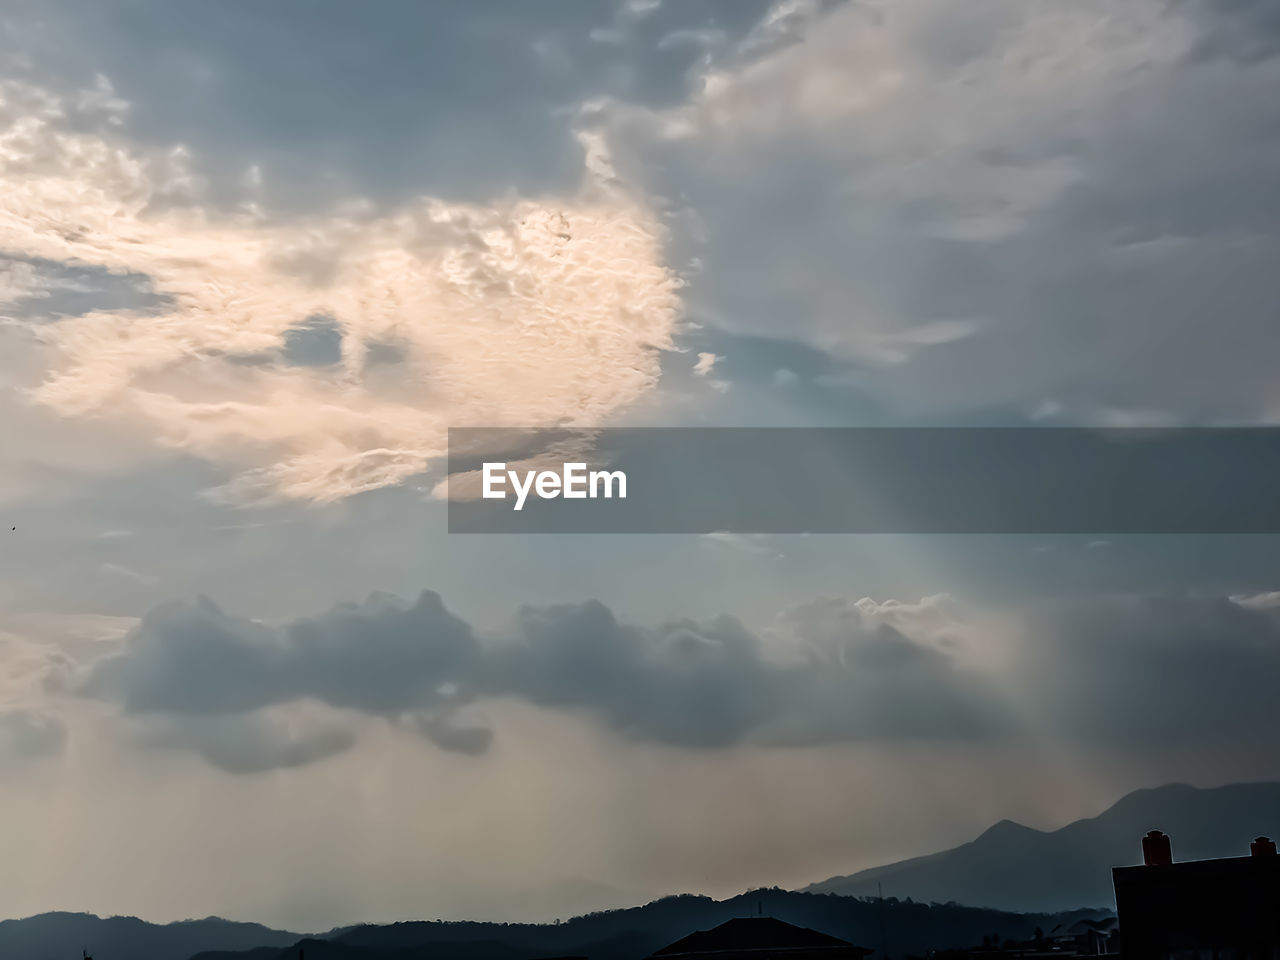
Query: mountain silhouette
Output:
[[9, 782, 1277, 960], [193, 889, 1107, 960], [0, 893, 1103, 960], [804, 781, 1280, 911], [0, 912, 300, 960]]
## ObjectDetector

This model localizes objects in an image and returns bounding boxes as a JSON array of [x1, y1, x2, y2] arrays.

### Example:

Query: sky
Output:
[[2, 0, 1280, 933]]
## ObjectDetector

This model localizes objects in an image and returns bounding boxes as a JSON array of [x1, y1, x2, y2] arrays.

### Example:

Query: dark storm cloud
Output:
[[489, 602, 782, 747], [83, 585, 1280, 771], [83, 589, 994, 769], [86, 591, 476, 716]]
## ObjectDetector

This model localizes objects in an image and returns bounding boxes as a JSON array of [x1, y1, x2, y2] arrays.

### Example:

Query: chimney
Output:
[[1251, 836, 1277, 857], [1142, 830, 1173, 866]]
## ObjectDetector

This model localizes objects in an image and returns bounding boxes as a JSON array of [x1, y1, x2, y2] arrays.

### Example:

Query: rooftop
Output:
[[651, 918, 865, 958]]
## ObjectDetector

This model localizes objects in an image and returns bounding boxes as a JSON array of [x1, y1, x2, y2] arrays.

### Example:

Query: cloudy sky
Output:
[[3, 0, 1280, 933]]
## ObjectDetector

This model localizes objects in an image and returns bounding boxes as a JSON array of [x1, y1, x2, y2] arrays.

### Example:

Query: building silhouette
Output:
[[1111, 831, 1280, 960], [926, 916, 1119, 960], [647, 917, 872, 960]]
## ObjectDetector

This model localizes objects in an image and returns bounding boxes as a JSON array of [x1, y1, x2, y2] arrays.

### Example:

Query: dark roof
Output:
[[652, 918, 858, 957], [1113, 852, 1280, 888]]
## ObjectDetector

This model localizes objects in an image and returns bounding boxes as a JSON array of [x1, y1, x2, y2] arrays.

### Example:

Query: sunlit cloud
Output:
[[0, 76, 683, 505]]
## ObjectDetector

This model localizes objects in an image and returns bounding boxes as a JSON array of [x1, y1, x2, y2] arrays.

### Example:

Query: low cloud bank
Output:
[[81, 587, 1280, 771]]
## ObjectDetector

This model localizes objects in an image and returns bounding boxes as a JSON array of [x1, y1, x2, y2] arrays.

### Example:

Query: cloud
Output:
[[491, 602, 780, 747], [693, 351, 720, 376], [135, 709, 357, 774], [701, 531, 776, 555], [85, 582, 1280, 770], [0, 259, 47, 309], [82, 588, 993, 766], [411, 711, 494, 756], [0, 75, 682, 504], [85, 592, 476, 717], [602, 0, 1280, 423], [760, 594, 1001, 744], [0, 708, 66, 764], [99, 561, 158, 585]]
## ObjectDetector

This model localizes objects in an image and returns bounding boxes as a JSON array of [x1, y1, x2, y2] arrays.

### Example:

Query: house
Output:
[[925, 915, 1119, 960], [648, 917, 873, 960], [1111, 831, 1280, 960]]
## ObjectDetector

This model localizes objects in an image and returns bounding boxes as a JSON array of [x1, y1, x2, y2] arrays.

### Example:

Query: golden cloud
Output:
[[0, 78, 682, 504]]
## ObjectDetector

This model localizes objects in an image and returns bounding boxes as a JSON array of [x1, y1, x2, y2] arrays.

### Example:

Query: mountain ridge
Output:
[[0, 911, 303, 960], [193, 890, 1107, 960], [803, 780, 1280, 911], [5, 781, 1278, 960]]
